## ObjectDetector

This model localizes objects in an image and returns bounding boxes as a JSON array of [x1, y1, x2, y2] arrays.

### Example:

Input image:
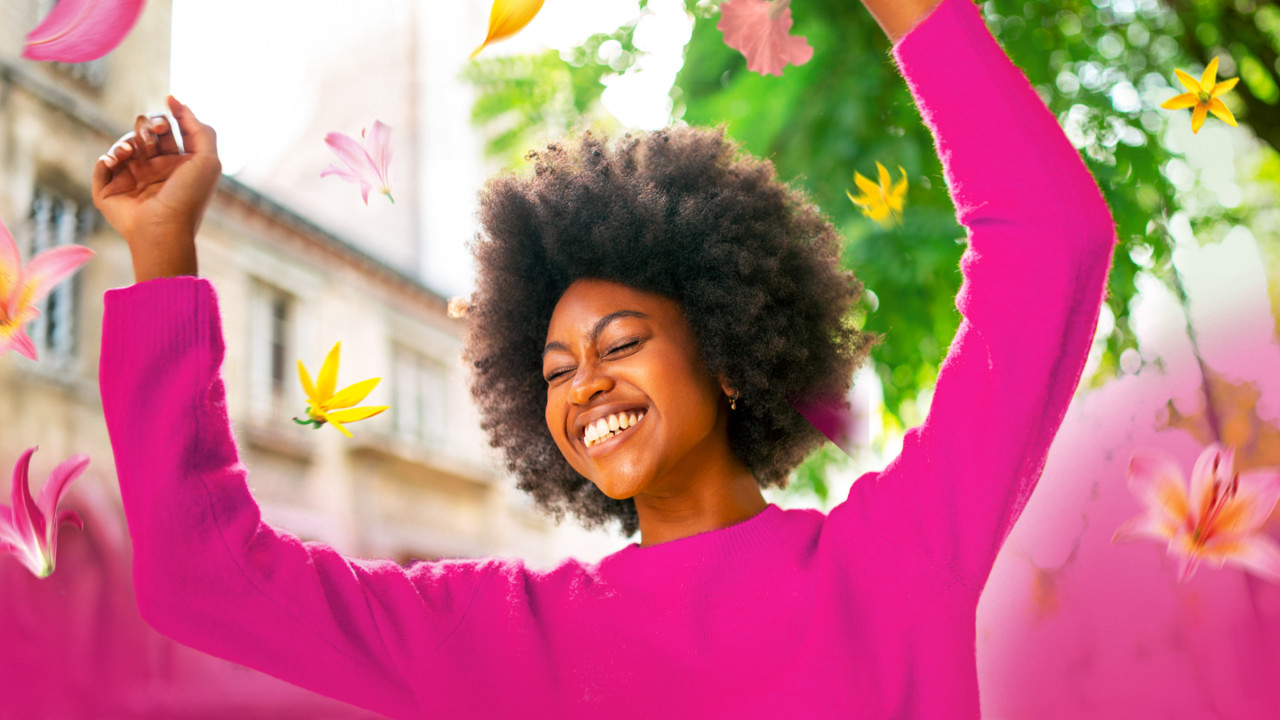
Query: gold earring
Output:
[[730, 393, 738, 411]]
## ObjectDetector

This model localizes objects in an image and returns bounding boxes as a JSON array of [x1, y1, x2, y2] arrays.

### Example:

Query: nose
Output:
[[568, 359, 614, 405]]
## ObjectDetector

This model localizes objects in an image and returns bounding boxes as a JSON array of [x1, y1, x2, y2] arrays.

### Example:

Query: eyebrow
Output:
[[543, 310, 650, 358]]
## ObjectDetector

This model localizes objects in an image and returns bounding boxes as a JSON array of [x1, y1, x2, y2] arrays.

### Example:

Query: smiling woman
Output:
[[92, 0, 1116, 716], [467, 128, 874, 541]]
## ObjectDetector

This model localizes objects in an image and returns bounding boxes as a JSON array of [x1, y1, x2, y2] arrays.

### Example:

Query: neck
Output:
[[633, 441, 767, 547]]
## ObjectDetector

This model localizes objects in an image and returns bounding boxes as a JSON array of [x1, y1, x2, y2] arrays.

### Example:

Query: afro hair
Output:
[[465, 125, 877, 537]]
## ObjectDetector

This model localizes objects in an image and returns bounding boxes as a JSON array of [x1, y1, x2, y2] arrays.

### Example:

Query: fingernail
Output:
[[100, 154, 116, 168], [151, 117, 168, 132]]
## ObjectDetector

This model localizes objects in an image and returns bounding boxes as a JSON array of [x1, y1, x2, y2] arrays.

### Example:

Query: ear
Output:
[[717, 375, 737, 398]]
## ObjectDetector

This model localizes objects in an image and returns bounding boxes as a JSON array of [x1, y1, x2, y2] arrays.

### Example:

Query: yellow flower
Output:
[[1160, 56, 1239, 134], [294, 342, 389, 438], [847, 162, 908, 227], [470, 0, 545, 60]]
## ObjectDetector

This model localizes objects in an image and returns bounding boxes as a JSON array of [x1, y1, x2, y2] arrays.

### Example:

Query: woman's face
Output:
[[542, 278, 728, 500]]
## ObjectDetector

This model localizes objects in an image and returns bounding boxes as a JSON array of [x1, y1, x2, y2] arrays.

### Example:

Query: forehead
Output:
[[546, 279, 679, 338]]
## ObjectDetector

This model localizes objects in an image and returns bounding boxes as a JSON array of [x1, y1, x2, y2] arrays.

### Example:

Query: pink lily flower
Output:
[[22, 0, 148, 64], [0, 217, 95, 361], [0, 447, 88, 578], [717, 0, 814, 77], [322, 121, 394, 205], [1113, 444, 1280, 584]]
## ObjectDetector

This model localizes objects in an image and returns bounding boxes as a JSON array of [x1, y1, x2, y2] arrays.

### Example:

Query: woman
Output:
[[93, 0, 1116, 716]]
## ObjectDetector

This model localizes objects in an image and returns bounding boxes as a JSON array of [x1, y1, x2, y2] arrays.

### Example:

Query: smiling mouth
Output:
[[583, 410, 646, 448]]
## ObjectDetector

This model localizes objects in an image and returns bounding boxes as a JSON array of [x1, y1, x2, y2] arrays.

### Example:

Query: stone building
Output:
[[0, 0, 618, 716]]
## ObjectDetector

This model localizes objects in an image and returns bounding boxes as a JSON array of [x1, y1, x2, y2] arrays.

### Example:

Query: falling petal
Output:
[[1160, 93, 1199, 111], [317, 342, 342, 401], [327, 406, 389, 423], [1199, 56, 1220, 91], [22, 0, 148, 63], [20, 245, 95, 310], [718, 0, 814, 77], [328, 378, 381, 410], [1126, 448, 1191, 523], [1223, 535, 1280, 583], [1174, 68, 1203, 94], [1206, 98, 1237, 126], [1212, 77, 1240, 95], [471, 0, 546, 59], [297, 360, 319, 404], [0, 220, 20, 303], [37, 455, 89, 524], [1191, 104, 1209, 133]]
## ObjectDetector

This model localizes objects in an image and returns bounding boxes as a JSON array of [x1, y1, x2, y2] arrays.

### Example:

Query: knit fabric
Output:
[[98, 0, 1116, 716]]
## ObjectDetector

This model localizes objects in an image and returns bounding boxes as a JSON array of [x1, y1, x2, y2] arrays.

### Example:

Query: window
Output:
[[249, 280, 298, 421], [24, 187, 90, 369], [392, 346, 448, 446]]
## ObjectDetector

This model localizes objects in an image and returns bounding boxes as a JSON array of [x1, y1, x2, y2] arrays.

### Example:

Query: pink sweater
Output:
[[98, 0, 1116, 717]]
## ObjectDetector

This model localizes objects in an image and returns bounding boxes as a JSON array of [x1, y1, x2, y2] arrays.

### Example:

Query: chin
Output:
[[590, 473, 646, 501]]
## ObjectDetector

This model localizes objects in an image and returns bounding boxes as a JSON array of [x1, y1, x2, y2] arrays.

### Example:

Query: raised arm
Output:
[[828, 0, 1117, 591], [93, 102, 499, 718]]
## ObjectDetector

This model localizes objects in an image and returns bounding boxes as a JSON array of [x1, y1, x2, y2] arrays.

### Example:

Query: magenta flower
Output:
[[717, 0, 814, 77], [1113, 444, 1280, 584], [322, 121, 394, 205], [0, 447, 88, 578], [0, 216, 95, 360], [22, 0, 148, 63]]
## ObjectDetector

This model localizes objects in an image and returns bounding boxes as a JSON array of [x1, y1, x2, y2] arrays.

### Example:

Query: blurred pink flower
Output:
[[22, 0, 148, 63], [717, 0, 814, 77], [0, 217, 95, 360], [322, 122, 394, 205], [0, 447, 88, 578], [1113, 444, 1280, 584]]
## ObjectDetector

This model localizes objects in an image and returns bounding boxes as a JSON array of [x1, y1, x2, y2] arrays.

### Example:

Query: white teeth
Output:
[[582, 411, 647, 447]]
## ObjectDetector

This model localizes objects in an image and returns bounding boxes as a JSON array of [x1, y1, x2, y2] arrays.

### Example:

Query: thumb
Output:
[[167, 95, 219, 158]]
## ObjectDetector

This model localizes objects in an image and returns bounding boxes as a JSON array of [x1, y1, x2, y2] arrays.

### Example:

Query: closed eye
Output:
[[605, 339, 640, 355]]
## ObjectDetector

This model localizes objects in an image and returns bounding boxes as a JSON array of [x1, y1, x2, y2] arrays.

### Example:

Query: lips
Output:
[[583, 409, 646, 448]]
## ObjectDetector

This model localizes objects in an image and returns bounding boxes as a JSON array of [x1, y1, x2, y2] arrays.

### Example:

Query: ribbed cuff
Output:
[[102, 276, 224, 362]]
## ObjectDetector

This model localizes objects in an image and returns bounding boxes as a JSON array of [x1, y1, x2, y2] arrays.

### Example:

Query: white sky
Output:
[[171, 0, 691, 175]]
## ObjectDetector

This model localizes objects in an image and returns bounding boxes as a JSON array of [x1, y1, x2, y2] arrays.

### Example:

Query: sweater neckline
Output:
[[603, 503, 792, 571]]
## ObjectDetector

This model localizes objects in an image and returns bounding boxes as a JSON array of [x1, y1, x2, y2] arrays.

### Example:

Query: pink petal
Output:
[[1224, 534, 1280, 583], [718, 0, 814, 77], [0, 327, 39, 361], [1126, 448, 1190, 525], [37, 454, 88, 526], [22, 0, 148, 63], [365, 121, 393, 189], [9, 448, 45, 547], [0, 218, 21, 306], [1172, 541, 1202, 584], [1189, 443, 1231, 520], [324, 132, 381, 188], [1112, 512, 1177, 544], [321, 165, 374, 206], [1221, 468, 1280, 534], [21, 244, 94, 309]]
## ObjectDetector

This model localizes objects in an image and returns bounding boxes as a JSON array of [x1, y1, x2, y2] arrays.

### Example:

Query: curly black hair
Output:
[[464, 125, 877, 537]]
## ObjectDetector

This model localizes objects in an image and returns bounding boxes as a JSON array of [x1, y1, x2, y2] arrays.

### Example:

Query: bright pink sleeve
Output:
[[98, 276, 496, 719], [828, 0, 1117, 591]]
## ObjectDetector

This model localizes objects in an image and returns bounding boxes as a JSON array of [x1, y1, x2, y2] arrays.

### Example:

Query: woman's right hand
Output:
[[91, 95, 222, 283]]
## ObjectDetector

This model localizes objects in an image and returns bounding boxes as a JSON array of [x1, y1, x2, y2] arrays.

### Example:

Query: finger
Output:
[[167, 95, 218, 157], [149, 114, 180, 155], [133, 114, 157, 158]]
